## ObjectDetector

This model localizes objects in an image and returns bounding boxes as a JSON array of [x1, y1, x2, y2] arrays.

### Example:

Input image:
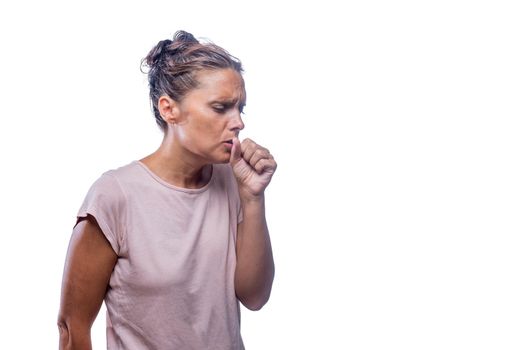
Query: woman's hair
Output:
[[141, 30, 243, 131]]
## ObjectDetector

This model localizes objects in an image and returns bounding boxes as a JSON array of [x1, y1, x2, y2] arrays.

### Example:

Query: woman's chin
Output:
[[207, 152, 230, 165], [216, 156, 230, 164]]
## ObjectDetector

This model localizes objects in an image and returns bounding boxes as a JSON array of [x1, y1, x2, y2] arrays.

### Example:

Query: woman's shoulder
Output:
[[96, 160, 148, 186], [102, 160, 142, 177], [84, 161, 143, 198]]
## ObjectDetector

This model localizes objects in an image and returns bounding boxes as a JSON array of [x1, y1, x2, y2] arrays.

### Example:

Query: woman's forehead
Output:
[[194, 69, 245, 98]]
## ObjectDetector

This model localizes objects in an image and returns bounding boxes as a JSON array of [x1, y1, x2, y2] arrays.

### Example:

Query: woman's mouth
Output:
[[223, 140, 233, 150]]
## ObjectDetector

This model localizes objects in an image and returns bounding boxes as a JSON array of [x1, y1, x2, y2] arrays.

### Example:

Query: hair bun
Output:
[[144, 39, 173, 68], [173, 30, 198, 44], [143, 31, 200, 69]]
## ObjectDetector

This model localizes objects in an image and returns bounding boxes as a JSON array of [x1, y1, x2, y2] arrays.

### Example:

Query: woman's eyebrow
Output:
[[213, 97, 237, 103], [211, 98, 243, 106]]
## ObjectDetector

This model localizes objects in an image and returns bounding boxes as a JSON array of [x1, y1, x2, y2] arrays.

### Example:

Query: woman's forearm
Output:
[[234, 194, 275, 310]]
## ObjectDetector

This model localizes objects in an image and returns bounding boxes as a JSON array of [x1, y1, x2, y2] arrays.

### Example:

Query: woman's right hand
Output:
[[57, 215, 117, 350]]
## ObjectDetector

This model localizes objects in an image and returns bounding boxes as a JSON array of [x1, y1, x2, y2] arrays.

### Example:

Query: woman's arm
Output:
[[229, 137, 277, 311], [57, 215, 117, 350]]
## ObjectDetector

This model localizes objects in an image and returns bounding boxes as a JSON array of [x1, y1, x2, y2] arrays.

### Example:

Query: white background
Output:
[[0, 0, 523, 349]]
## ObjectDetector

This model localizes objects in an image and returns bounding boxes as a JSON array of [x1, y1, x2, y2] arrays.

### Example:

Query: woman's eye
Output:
[[213, 105, 226, 113]]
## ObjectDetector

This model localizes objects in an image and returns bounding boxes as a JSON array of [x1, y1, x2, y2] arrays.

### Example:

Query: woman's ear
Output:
[[158, 95, 181, 125]]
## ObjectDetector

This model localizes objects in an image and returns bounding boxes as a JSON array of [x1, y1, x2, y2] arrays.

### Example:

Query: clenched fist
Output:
[[229, 138, 277, 199]]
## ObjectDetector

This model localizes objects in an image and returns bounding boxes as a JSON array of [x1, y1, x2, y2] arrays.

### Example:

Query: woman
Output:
[[58, 31, 276, 350]]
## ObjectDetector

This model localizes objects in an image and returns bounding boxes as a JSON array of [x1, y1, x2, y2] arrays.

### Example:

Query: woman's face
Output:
[[174, 68, 246, 164]]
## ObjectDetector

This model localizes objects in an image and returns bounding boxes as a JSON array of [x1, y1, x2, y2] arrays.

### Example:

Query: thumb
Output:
[[229, 137, 242, 165]]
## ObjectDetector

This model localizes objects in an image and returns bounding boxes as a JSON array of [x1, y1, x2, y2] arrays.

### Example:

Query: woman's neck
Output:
[[139, 136, 212, 189]]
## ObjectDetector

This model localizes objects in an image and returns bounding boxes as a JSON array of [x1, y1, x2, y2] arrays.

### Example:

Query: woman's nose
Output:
[[230, 112, 245, 131]]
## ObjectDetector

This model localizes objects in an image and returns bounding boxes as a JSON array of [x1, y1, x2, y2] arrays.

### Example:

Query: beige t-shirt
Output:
[[77, 160, 244, 350]]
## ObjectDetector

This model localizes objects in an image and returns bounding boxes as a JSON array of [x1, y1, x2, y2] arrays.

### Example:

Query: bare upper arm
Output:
[[58, 215, 118, 329]]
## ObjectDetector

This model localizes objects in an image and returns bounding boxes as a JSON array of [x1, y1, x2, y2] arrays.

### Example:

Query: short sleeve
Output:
[[76, 173, 127, 255]]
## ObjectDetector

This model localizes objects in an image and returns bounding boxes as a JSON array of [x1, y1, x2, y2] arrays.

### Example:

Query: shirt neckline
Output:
[[134, 160, 215, 194]]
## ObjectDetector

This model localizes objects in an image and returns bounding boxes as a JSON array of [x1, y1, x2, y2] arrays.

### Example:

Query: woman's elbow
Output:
[[57, 314, 91, 350], [239, 290, 272, 311], [57, 316, 71, 349], [243, 300, 266, 311]]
